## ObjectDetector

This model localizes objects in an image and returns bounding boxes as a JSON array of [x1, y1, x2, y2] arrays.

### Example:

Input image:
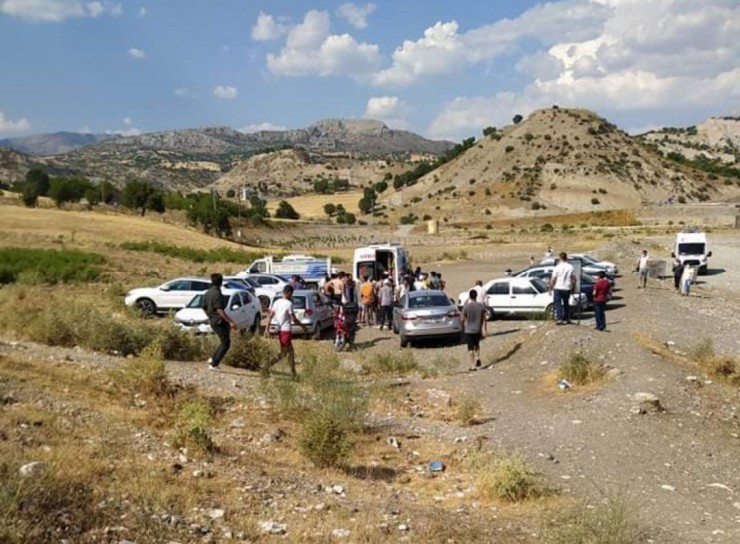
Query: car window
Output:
[[229, 294, 242, 309], [259, 277, 276, 285], [192, 281, 210, 291], [408, 294, 450, 308], [489, 282, 509, 295], [292, 296, 307, 310], [240, 292, 252, 305], [243, 277, 260, 288], [513, 284, 536, 295], [167, 280, 191, 291], [313, 294, 323, 306], [186, 294, 204, 308], [530, 278, 549, 293]]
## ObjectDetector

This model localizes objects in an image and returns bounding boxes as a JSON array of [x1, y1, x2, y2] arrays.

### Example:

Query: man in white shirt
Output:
[[636, 249, 650, 289], [265, 285, 307, 378], [548, 252, 576, 325]]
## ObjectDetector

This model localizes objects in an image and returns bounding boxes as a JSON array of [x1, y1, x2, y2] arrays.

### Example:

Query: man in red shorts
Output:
[[265, 285, 307, 378]]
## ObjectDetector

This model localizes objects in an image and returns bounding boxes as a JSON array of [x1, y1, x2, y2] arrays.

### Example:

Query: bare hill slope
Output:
[[641, 117, 740, 166], [387, 108, 739, 221]]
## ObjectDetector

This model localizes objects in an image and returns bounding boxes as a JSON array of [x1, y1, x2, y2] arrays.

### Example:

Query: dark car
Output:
[[514, 266, 611, 307]]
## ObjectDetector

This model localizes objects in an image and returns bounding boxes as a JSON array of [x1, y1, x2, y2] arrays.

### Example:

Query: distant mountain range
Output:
[[0, 119, 453, 191]]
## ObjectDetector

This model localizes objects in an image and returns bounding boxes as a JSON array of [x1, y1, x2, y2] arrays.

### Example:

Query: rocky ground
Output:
[[2, 232, 739, 543]]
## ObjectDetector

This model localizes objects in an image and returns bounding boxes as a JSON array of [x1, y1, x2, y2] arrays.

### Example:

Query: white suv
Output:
[[124, 277, 244, 316]]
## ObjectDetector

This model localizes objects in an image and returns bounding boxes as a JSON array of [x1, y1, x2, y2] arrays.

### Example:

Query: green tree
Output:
[[512, 114, 524, 125], [313, 178, 331, 194], [358, 187, 377, 215], [186, 193, 231, 236], [323, 203, 336, 217], [383, 172, 393, 181], [48, 178, 92, 208], [25, 168, 50, 196], [225, 189, 236, 198], [21, 183, 39, 208], [482, 126, 497, 137], [343, 212, 356, 225], [275, 200, 300, 220], [121, 181, 165, 216], [99, 181, 118, 204], [84, 187, 100, 209], [373, 180, 388, 193]]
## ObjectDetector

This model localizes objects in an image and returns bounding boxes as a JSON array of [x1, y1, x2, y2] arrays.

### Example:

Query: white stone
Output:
[[331, 528, 350, 538], [259, 521, 287, 535], [398, 523, 410, 532], [19, 461, 46, 477], [208, 509, 225, 520], [661, 485, 676, 492], [230, 418, 246, 428]]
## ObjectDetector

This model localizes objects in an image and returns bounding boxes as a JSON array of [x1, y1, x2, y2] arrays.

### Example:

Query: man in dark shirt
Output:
[[204, 273, 237, 371], [461, 289, 487, 371]]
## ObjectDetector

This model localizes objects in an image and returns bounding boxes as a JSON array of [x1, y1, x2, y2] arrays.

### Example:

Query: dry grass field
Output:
[[266, 191, 364, 218]]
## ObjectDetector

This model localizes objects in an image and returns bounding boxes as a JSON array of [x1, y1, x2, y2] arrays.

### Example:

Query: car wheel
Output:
[[485, 307, 494, 321], [250, 315, 261, 335], [400, 335, 409, 348], [258, 296, 270, 311], [545, 304, 555, 320], [136, 298, 157, 317]]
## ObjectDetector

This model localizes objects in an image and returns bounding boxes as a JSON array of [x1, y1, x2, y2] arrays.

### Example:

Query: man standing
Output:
[[544, 247, 554, 259], [462, 289, 487, 371], [359, 275, 375, 325], [592, 271, 611, 332], [636, 249, 650, 289], [204, 273, 238, 371], [377, 279, 394, 331], [671, 252, 683, 292], [265, 285, 307, 378], [549, 252, 576, 325]]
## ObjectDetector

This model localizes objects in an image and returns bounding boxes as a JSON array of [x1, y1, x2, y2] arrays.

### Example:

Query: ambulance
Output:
[[353, 243, 409, 286]]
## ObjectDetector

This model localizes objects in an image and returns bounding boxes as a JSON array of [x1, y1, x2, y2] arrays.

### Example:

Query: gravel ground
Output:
[[2, 232, 739, 543]]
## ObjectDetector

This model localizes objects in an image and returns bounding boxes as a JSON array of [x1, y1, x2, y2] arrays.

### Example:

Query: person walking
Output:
[[473, 280, 485, 305], [265, 285, 307, 378], [548, 252, 576, 325], [636, 249, 651, 289], [204, 273, 238, 371], [544, 246, 554, 259], [671, 252, 683, 292], [592, 271, 611, 332], [681, 263, 694, 296], [461, 289, 487, 371], [377, 279, 394, 331]]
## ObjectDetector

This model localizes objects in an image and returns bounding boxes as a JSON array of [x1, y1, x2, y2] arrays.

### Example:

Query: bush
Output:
[[110, 347, 171, 398], [456, 396, 481, 426], [689, 337, 714, 363], [467, 451, 542, 503], [363, 351, 418, 375], [591, 198, 601, 205], [0, 248, 105, 285], [175, 398, 215, 453], [540, 223, 554, 232], [275, 200, 300, 220], [150, 326, 209, 362], [399, 214, 417, 225], [120, 241, 272, 265], [299, 411, 352, 468], [505, 146, 515, 153], [223, 334, 278, 371], [560, 353, 605, 385]]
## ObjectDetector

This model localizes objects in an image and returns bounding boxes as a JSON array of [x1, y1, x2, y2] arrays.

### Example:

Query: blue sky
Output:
[[0, 0, 738, 140]]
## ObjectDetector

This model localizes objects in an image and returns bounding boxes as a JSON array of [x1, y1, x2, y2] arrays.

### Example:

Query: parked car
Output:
[[124, 277, 245, 316], [225, 276, 278, 311], [235, 272, 289, 291], [568, 254, 619, 276], [457, 277, 587, 320], [393, 290, 462, 348], [267, 290, 334, 339], [174, 288, 261, 334], [513, 266, 611, 306], [539, 256, 616, 279]]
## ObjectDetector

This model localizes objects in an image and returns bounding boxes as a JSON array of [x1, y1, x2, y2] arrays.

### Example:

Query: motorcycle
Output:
[[333, 302, 358, 352]]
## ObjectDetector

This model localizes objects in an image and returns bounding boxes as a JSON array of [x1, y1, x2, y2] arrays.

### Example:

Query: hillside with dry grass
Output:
[[641, 117, 740, 166], [384, 108, 740, 224]]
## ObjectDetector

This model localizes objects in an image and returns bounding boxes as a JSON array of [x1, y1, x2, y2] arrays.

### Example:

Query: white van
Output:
[[675, 230, 712, 275], [353, 244, 409, 286]]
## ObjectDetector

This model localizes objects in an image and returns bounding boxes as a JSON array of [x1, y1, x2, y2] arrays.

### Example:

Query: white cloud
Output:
[[428, 0, 740, 139], [0, 0, 120, 22], [238, 122, 287, 133], [251, 11, 288, 41], [266, 10, 381, 78], [364, 96, 409, 128], [138, 6, 146, 17], [214, 85, 238, 99], [123, 117, 132, 126], [337, 2, 376, 29], [127, 47, 146, 60], [0, 111, 31, 134]]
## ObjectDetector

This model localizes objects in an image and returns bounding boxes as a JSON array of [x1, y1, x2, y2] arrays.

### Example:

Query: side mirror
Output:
[[231, 304, 241, 311], [707, 251, 713, 257], [160, 285, 171, 292]]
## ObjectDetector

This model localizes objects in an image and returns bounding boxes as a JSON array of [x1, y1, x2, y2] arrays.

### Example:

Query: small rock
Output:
[[259, 521, 287, 535], [665, 341, 676, 347], [632, 392, 663, 415], [398, 523, 410, 532], [208, 509, 225, 520], [230, 418, 246, 429], [314, 503, 326, 511], [328, 484, 345, 495], [605, 368, 622, 379], [453, 436, 467, 444], [19, 461, 46, 477], [331, 528, 350, 538], [340, 359, 363, 373], [261, 429, 286, 444], [387, 437, 401, 449], [426, 388, 452, 407], [661, 484, 676, 492]]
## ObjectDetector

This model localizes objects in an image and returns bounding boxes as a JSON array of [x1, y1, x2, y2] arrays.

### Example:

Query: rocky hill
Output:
[[0, 132, 120, 156], [641, 117, 740, 166], [0, 120, 452, 192], [0, 148, 77, 186], [385, 108, 740, 221]]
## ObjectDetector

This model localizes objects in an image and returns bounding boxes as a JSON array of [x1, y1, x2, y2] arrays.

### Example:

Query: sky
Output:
[[0, 0, 739, 141]]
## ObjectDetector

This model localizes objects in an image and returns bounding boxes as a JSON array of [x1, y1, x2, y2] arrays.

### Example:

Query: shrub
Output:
[[120, 241, 273, 265], [591, 198, 601, 205], [110, 347, 171, 398], [175, 398, 215, 453], [540, 223, 554, 232], [299, 411, 352, 468], [456, 396, 482, 426], [223, 334, 278, 371], [363, 351, 418, 375], [0, 248, 105, 285], [467, 451, 542, 503], [560, 352, 605, 385], [399, 214, 417, 225], [689, 337, 714, 363], [531, 202, 541, 210], [505, 146, 515, 153], [150, 326, 209, 362]]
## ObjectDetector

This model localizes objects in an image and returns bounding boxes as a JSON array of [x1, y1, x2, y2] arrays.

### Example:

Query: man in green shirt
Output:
[[204, 273, 237, 371]]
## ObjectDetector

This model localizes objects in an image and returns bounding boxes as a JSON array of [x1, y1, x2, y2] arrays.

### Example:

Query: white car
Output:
[[235, 272, 289, 291], [539, 256, 616, 278], [124, 277, 245, 316], [457, 277, 587, 320], [569, 254, 619, 276], [225, 276, 278, 311], [175, 288, 261, 334]]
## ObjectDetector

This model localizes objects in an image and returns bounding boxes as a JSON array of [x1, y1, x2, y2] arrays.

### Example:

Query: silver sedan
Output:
[[392, 290, 463, 348]]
